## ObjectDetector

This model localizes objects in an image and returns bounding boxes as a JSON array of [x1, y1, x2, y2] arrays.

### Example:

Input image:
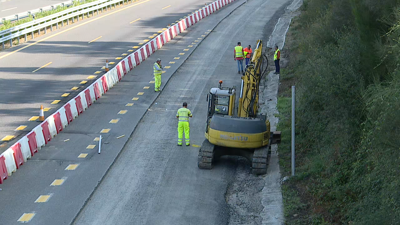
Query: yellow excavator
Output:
[[198, 40, 281, 175]]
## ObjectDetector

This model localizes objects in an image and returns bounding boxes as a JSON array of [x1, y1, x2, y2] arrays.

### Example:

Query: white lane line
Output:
[[1, 7, 17, 12]]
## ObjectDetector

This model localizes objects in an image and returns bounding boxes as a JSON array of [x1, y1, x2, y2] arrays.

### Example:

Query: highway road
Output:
[[0, 0, 291, 224], [0, 0, 212, 152], [0, 0, 69, 19]]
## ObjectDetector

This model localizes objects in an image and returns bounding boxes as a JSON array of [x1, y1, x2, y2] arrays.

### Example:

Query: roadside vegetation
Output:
[[0, 0, 99, 31], [278, 0, 400, 224]]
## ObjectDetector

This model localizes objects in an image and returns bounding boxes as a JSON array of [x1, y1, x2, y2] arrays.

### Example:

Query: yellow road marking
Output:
[[80, 80, 87, 84], [94, 137, 100, 141], [149, 81, 155, 83], [109, 62, 115, 65], [153, 33, 157, 36], [195, 40, 199, 42], [0, 0, 153, 60], [192, 144, 200, 147], [1, 135, 14, 141], [88, 75, 97, 79], [71, 87, 79, 91], [94, 71, 102, 74], [51, 179, 65, 186], [115, 57, 123, 60], [139, 42, 143, 45], [174, 57, 180, 60], [126, 103, 134, 106], [162, 71, 166, 74], [143, 86, 150, 89], [78, 153, 88, 158], [183, 49, 189, 51], [192, 42, 196, 45], [165, 66, 171, 69], [201, 35, 206, 37], [65, 164, 79, 170], [61, 93, 70, 97], [118, 110, 127, 114], [133, 46, 139, 49], [137, 92, 144, 95], [32, 62, 52, 73], [88, 36, 102, 43], [132, 97, 139, 100], [158, 30, 163, 33], [198, 37, 202, 39], [87, 145, 96, 149], [35, 195, 51, 203], [18, 213, 35, 222], [162, 5, 171, 10], [169, 61, 175, 64], [130, 18, 141, 24], [16, 126, 27, 131], [188, 45, 193, 47], [143, 39, 149, 42], [29, 116, 39, 121], [122, 53, 128, 56], [44, 107, 51, 111], [162, 28, 167, 31], [149, 36, 154, 38], [179, 53, 185, 55], [100, 129, 111, 133], [51, 100, 60, 104], [128, 49, 134, 52], [110, 119, 120, 124]]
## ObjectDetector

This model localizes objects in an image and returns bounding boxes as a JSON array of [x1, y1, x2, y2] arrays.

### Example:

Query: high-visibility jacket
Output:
[[274, 49, 280, 61], [176, 107, 192, 122], [244, 47, 252, 58], [235, 46, 244, 58], [154, 62, 162, 76]]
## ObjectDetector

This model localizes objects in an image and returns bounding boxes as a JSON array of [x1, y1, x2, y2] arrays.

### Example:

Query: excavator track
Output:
[[251, 145, 271, 175], [198, 140, 215, 169]]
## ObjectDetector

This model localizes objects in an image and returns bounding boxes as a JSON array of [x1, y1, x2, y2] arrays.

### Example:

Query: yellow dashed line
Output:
[[158, 30, 163, 33], [118, 110, 127, 115], [165, 66, 171, 69], [162, 71, 166, 74], [179, 53, 185, 55], [86, 145, 96, 149], [128, 49, 134, 52], [78, 153, 88, 158], [169, 62, 175, 64], [133, 46, 140, 49], [18, 213, 35, 222], [143, 86, 150, 89], [183, 49, 189, 51], [94, 71, 102, 74], [51, 100, 60, 105], [143, 39, 149, 42], [139, 42, 143, 45], [29, 116, 39, 121], [50, 179, 65, 186], [16, 126, 27, 131], [174, 57, 180, 60], [162, 5, 171, 10], [109, 62, 115, 65], [149, 36, 154, 38], [198, 38, 202, 40], [201, 35, 206, 37], [32, 62, 52, 73], [130, 18, 141, 24], [149, 81, 155, 83], [80, 81, 87, 84], [35, 195, 51, 203], [115, 57, 123, 60], [162, 28, 167, 31], [88, 36, 102, 43], [192, 144, 201, 147], [137, 92, 144, 95], [109, 119, 120, 124], [188, 45, 193, 47], [192, 43, 196, 45], [100, 129, 111, 133], [94, 137, 100, 141], [132, 97, 139, 100], [61, 93, 70, 97], [153, 33, 157, 36], [1, 135, 14, 141], [194, 40, 199, 42], [44, 108, 51, 111], [122, 53, 128, 56], [126, 103, 134, 106], [88, 75, 97, 79], [65, 164, 79, 170], [71, 87, 79, 91]]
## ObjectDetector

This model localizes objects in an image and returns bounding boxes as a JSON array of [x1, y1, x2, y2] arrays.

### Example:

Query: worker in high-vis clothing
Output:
[[234, 42, 245, 74], [176, 102, 192, 146], [274, 45, 280, 74], [154, 58, 163, 91]]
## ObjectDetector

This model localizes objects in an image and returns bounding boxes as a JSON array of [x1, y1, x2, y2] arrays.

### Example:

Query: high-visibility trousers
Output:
[[178, 121, 190, 145], [154, 74, 161, 91]]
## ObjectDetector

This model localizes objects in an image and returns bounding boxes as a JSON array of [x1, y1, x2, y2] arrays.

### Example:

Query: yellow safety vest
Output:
[[235, 46, 243, 58], [154, 62, 162, 76], [176, 108, 192, 122], [274, 49, 280, 60]]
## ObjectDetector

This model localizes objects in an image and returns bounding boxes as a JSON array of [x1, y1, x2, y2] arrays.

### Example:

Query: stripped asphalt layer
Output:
[[0, 0, 212, 152]]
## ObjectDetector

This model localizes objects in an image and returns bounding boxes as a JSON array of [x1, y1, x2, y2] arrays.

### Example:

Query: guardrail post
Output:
[[16, 15, 19, 21], [25, 34, 27, 42], [31, 31, 34, 39], [44, 26, 47, 34], [10, 38, 12, 47]]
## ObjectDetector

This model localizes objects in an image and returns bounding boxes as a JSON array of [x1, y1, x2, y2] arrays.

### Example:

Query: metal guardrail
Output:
[[0, 0, 135, 49], [0, 0, 74, 25]]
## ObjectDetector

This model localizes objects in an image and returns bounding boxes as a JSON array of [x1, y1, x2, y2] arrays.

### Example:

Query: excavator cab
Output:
[[206, 80, 235, 118]]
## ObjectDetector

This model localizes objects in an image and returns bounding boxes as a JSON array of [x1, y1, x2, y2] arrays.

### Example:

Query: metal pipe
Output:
[[291, 86, 295, 176]]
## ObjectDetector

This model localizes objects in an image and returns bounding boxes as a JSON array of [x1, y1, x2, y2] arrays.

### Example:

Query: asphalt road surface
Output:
[[0, 0, 71, 19], [0, 0, 213, 152], [0, 0, 291, 224]]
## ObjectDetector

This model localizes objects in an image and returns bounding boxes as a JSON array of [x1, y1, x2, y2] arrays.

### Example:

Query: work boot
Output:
[[238, 71, 240, 74], [177, 144, 182, 146], [186, 144, 190, 146]]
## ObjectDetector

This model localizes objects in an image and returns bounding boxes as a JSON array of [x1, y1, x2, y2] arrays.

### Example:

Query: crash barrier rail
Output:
[[0, 0, 136, 49], [1, 0, 74, 25], [0, 0, 236, 184]]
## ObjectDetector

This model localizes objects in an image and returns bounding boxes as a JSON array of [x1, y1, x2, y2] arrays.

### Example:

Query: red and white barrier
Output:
[[0, 0, 237, 184]]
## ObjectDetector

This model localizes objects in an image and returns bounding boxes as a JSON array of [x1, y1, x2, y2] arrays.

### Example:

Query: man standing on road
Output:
[[154, 58, 163, 91], [244, 45, 253, 66], [234, 42, 245, 74], [274, 45, 280, 74], [176, 102, 192, 146]]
